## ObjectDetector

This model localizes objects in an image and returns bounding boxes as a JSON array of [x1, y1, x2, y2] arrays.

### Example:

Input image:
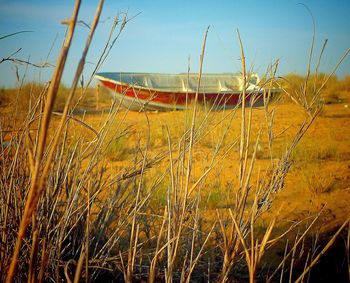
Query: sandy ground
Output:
[[67, 100, 350, 235], [1, 97, 349, 235]]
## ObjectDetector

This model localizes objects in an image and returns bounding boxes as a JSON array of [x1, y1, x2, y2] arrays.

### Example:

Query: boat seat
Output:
[[218, 80, 232, 92], [143, 77, 153, 88], [181, 79, 196, 92]]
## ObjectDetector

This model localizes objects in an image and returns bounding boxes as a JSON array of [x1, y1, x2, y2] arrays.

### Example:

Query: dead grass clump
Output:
[[292, 143, 339, 162], [282, 73, 350, 106], [0, 83, 111, 114], [0, 88, 14, 107], [105, 133, 131, 161], [322, 75, 350, 104], [0, 82, 47, 114], [55, 85, 112, 111], [303, 169, 336, 195]]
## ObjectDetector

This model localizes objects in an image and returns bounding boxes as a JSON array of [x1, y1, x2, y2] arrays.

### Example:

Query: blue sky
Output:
[[0, 0, 349, 88]]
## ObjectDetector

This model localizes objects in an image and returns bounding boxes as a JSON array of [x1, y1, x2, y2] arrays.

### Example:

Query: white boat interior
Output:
[[96, 72, 261, 93]]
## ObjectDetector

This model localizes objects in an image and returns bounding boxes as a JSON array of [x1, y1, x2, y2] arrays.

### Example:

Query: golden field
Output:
[[1, 76, 349, 282]]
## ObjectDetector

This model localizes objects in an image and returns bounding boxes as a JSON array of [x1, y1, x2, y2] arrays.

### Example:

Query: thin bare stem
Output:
[[295, 218, 350, 283], [5, 1, 82, 281]]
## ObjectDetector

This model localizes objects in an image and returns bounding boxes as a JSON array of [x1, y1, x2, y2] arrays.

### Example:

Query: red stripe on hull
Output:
[[100, 80, 262, 107]]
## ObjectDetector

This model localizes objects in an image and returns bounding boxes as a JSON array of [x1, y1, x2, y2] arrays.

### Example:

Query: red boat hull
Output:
[[99, 79, 270, 111]]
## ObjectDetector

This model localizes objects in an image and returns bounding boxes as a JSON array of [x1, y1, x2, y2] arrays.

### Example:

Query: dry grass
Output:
[[280, 73, 350, 105], [1, 1, 350, 282], [0, 83, 112, 113]]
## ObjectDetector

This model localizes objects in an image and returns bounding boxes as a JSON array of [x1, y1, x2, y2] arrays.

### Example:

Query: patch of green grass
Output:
[[149, 124, 168, 147], [292, 143, 339, 162], [205, 185, 226, 209], [106, 135, 130, 161], [146, 176, 168, 212]]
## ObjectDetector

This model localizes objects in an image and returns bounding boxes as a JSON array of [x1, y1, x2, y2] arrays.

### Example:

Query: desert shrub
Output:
[[55, 86, 80, 110], [204, 185, 226, 209], [0, 82, 76, 112], [322, 91, 341, 104], [0, 88, 12, 106], [327, 75, 350, 102], [282, 73, 350, 105], [149, 123, 168, 147], [148, 181, 168, 210], [340, 75, 350, 94], [292, 143, 339, 162], [1, 82, 110, 112], [54, 85, 113, 111], [105, 134, 130, 161], [281, 73, 305, 101], [303, 169, 335, 195], [1, 82, 46, 112]]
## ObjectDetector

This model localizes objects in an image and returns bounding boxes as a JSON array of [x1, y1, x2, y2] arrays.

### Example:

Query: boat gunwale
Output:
[[95, 73, 265, 95]]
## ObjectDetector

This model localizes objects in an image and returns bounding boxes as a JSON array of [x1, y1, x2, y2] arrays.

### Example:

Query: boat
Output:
[[95, 72, 277, 111]]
